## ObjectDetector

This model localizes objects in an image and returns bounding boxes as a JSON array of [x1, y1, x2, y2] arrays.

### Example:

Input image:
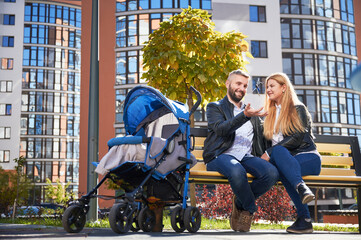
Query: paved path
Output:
[[0, 224, 360, 240]]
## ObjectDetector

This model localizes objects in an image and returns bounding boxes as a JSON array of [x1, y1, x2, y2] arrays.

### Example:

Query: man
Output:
[[203, 69, 279, 232]]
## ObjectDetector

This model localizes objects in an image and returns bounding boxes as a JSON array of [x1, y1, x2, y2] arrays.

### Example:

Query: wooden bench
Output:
[[189, 128, 361, 233]]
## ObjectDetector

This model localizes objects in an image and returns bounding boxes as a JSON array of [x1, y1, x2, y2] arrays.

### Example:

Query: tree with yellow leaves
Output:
[[142, 7, 253, 116]]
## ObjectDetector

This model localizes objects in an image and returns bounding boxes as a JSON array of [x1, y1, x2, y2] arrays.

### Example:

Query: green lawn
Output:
[[0, 216, 358, 233]]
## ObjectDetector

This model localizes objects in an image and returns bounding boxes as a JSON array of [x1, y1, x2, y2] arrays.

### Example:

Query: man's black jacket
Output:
[[203, 96, 267, 164]]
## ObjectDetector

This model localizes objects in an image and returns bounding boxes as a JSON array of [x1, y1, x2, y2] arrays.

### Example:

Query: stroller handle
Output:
[[189, 86, 202, 117]]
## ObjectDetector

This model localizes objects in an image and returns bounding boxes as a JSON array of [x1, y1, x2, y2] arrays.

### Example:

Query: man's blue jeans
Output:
[[206, 154, 279, 214], [269, 145, 321, 219]]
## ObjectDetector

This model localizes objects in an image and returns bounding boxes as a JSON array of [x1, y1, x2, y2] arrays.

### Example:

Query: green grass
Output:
[[252, 222, 359, 233], [0, 217, 63, 227], [0, 217, 358, 233], [312, 224, 359, 233]]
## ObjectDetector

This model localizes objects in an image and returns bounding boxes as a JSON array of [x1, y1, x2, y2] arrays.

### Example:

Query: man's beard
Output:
[[228, 88, 245, 103]]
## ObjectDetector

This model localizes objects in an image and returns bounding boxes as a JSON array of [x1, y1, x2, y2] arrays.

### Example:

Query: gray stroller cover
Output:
[[95, 113, 196, 176]]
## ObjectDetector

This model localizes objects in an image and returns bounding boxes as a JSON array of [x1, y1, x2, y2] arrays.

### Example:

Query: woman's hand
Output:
[[261, 152, 270, 161]]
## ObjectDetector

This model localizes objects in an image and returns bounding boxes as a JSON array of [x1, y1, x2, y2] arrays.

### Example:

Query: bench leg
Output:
[[314, 188, 319, 222], [150, 202, 165, 232], [190, 183, 196, 207], [357, 187, 361, 234]]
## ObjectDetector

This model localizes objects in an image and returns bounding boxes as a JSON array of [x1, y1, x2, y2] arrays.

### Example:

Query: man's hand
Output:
[[244, 103, 268, 118], [261, 152, 270, 161]]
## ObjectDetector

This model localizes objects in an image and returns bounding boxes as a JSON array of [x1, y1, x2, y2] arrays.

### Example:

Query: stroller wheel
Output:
[[130, 210, 140, 232], [184, 206, 201, 233], [109, 202, 132, 234], [138, 207, 155, 232], [171, 206, 185, 233], [62, 205, 86, 233]]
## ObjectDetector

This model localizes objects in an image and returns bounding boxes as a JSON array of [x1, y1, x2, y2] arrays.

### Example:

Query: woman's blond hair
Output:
[[263, 73, 305, 140]]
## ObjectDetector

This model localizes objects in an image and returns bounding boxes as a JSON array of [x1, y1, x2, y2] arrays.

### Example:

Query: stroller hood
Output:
[[123, 85, 190, 135]]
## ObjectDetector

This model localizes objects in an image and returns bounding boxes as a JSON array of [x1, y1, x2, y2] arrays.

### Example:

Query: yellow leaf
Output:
[[198, 74, 206, 83], [240, 39, 249, 52], [169, 92, 177, 100], [216, 47, 225, 57], [169, 55, 176, 64], [209, 69, 216, 76], [166, 40, 173, 47], [173, 61, 179, 70], [245, 52, 254, 59], [177, 75, 183, 84]]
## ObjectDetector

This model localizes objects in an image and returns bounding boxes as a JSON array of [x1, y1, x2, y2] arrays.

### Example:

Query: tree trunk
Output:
[[12, 174, 20, 220], [187, 88, 195, 127]]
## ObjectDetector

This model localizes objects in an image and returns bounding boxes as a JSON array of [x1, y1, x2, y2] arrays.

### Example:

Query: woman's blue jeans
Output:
[[206, 154, 279, 214], [269, 145, 321, 219]]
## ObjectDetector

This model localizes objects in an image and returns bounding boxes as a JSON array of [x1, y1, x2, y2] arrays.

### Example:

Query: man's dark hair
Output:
[[227, 69, 250, 80]]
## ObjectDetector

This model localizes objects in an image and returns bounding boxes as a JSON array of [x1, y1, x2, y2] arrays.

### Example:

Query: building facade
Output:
[[0, 0, 25, 170], [0, 0, 81, 204], [280, 0, 360, 141]]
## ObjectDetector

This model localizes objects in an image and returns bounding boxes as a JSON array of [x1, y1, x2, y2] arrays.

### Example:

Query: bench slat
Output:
[[191, 156, 354, 168], [190, 165, 356, 177], [192, 148, 354, 167], [192, 156, 354, 167], [316, 143, 351, 154], [193, 137, 206, 147], [319, 168, 356, 176], [192, 150, 203, 159], [191, 162, 207, 171], [320, 156, 353, 166], [193, 139, 352, 153]]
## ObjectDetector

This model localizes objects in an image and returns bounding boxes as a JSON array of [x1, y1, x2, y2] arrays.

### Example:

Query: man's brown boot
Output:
[[238, 210, 254, 232], [230, 195, 242, 231]]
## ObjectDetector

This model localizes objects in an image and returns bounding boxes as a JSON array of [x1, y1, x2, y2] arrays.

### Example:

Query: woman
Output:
[[261, 72, 321, 234]]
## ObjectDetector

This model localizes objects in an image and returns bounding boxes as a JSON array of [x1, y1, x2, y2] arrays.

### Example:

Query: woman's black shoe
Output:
[[286, 217, 313, 234], [297, 182, 315, 204]]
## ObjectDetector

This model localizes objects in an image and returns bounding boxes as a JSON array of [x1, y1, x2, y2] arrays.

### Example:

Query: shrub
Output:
[[253, 185, 296, 223], [196, 184, 296, 223], [0, 156, 32, 218], [196, 184, 233, 219]]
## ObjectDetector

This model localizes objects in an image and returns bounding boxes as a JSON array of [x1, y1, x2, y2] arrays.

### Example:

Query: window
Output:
[[280, 0, 311, 15], [116, 0, 211, 12], [22, 46, 80, 69], [282, 53, 356, 88], [251, 41, 267, 58], [116, 50, 145, 84], [0, 81, 12, 92], [250, 5, 266, 22], [252, 76, 266, 94], [1, 58, 14, 70], [0, 150, 10, 163], [24, 3, 81, 28], [2, 36, 14, 47], [315, 0, 333, 18], [3, 14, 15, 25], [0, 127, 11, 139], [5, 0, 16, 2], [340, 0, 354, 23], [281, 18, 313, 49], [0, 104, 12, 115]]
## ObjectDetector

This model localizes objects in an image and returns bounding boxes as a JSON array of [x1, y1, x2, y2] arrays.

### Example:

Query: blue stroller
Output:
[[62, 86, 202, 234]]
